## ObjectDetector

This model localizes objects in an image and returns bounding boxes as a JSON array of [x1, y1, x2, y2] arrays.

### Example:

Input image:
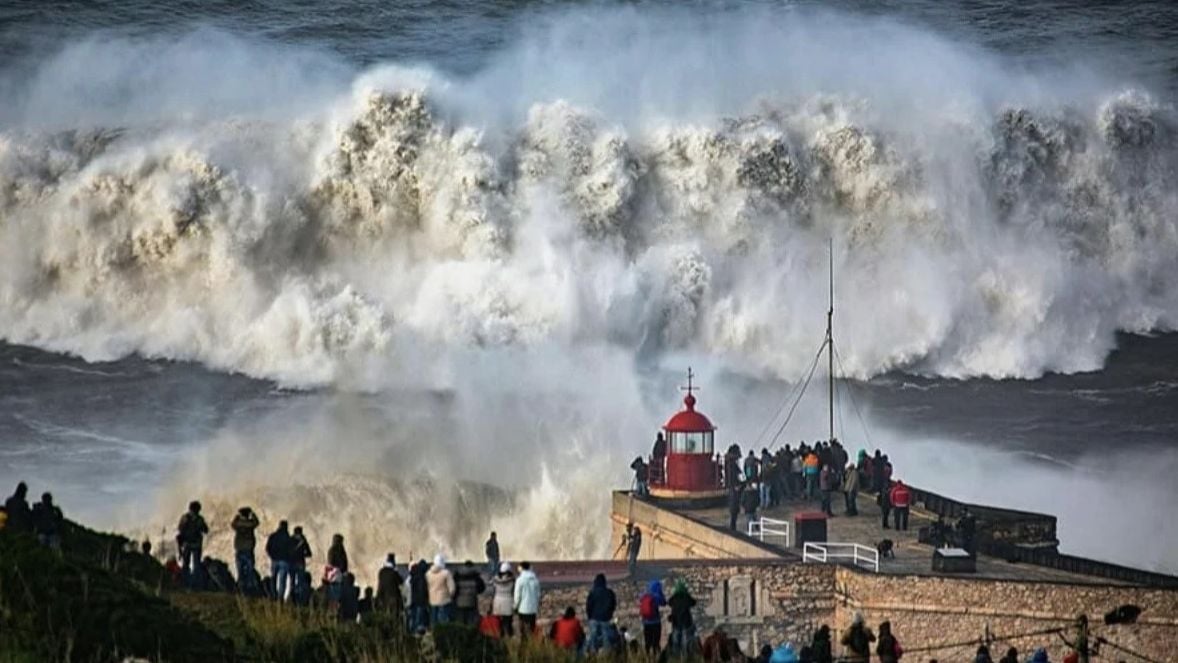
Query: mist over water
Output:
[[1, 3, 1177, 575]]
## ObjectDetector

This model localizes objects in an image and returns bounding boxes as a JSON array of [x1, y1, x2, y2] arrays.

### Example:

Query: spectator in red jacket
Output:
[[889, 480, 911, 531], [549, 607, 586, 651]]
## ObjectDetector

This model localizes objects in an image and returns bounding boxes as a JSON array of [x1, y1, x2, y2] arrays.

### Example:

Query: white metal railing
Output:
[[747, 517, 791, 547], [802, 542, 880, 573]]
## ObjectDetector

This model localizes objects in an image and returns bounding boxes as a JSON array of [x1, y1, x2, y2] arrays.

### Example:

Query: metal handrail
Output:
[[802, 541, 880, 573], [747, 517, 791, 547]]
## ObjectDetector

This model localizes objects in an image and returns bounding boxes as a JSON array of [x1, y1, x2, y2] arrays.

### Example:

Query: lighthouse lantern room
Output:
[[649, 369, 725, 499]]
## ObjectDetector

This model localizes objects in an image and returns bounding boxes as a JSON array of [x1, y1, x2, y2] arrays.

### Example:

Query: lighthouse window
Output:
[[671, 431, 713, 454]]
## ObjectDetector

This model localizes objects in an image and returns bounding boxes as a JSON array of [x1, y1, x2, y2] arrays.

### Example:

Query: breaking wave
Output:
[[1, 12, 1176, 386]]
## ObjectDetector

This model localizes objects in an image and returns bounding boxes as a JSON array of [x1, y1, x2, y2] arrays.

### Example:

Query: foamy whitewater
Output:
[[1, 7, 1176, 577]]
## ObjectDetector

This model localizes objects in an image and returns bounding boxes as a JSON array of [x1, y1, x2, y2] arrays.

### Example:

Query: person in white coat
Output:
[[513, 560, 541, 637], [492, 562, 517, 637]]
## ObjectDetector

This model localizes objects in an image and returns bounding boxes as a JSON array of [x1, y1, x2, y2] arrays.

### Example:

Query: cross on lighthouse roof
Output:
[[681, 367, 698, 411]]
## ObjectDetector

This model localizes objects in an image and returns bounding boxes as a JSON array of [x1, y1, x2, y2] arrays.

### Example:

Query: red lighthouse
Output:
[[649, 369, 725, 501]]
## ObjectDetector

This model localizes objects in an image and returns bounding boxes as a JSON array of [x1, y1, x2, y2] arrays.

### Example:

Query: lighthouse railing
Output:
[[748, 517, 790, 547], [802, 542, 880, 573]]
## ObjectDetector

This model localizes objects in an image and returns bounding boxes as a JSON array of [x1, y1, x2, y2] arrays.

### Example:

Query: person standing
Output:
[[840, 612, 875, 663], [376, 553, 404, 617], [742, 481, 760, 531], [585, 573, 618, 653], [667, 580, 698, 657], [4, 482, 31, 534], [819, 464, 835, 516], [877, 485, 892, 530], [638, 580, 667, 655], [265, 520, 293, 601], [485, 531, 500, 579], [652, 432, 668, 484], [427, 554, 456, 626], [889, 480, 911, 531], [625, 525, 643, 576], [230, 507, 259, 590], [31, 493, 63, 550], [176, 501, 209, 585], [630, 456, 649, 496], [406, 559, 430, 633], [842, 463, 860, 516], [875, 620, 902, 663], [453, 560, 486, 626], [728, 482, 743, 530], [290, 526, 312, 603], [804, 450, 820, 499], [513, 560, 541, 637], [811, 624, 834, 663], [743, 450, 760, 483], [491, 562, 517, 637]]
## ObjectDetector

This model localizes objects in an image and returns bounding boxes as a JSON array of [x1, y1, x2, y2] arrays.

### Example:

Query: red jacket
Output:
[[550, 616, 585, 649], [890, 483, 911, 508]]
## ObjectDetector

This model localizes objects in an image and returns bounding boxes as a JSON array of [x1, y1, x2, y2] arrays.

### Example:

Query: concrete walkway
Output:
[[685, 490, 1127, 584]]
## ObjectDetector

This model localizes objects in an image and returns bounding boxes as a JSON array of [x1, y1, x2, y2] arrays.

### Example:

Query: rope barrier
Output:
[[767, 338, 828, 450], [752, 337, 827, 450], [894, 625, 1068, 655]]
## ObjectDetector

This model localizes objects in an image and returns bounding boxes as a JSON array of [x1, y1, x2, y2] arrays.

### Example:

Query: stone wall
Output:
[[507, 560, 1178, 662], [534, 562, 835, 654], [837, 569, 1178, 662]]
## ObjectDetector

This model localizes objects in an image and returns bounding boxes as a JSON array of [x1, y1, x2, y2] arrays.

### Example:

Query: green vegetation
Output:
[[0, 524, 669, 662]]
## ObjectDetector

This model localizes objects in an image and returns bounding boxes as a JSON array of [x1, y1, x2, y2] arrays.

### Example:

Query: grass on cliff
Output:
[[0, 524, 671, 662]]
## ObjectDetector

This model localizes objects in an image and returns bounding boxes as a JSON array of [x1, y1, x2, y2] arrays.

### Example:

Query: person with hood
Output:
[[871, 450, 885, 492], [811, 625, 833, 663], [631, 456, 649, 496], [265, 520, 293, 601], [998, 647, 1019, 663], [491, 562, 516, 637], [876, 621, 902, 663], [4, 482, 31, 534], [176, 501, 209, 584], [770, 643, 801, 663], [1027, 648, 1050, 663], [975, 645, 994, 663], [406, 558, 430, 633], [667, 579, 698, 656], [889, 480, 912, 531], [585, 572, 618, 652], [842, 463, 860, 516], [549, 606, 586, 652], [485, 531, 500, 579], [840, 612, 875, 663], [290, 526, 312, 601], [31, 492, 63, 550], [638, 580, 667, 654], [427, 554, 456, 626], [453, 559, 487, 626], [513, 560, 541, 636], [376, 553, 403, 616], [756, 644, 775, 663], [230, 507, 259, 590]]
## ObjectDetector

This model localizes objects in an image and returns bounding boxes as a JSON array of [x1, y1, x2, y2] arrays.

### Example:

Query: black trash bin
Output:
[[794, 511, 828, 549]]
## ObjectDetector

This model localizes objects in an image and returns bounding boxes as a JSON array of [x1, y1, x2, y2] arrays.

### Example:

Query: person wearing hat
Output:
[[492, 562, 517, 637], [840, 612, 875, 663], [427, 553, 456, 626]]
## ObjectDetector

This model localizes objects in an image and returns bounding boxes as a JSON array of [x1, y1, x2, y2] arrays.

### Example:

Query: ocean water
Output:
[[1, 0, 1176, 575]]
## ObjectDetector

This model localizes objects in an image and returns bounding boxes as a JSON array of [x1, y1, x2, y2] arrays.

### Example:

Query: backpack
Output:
[[640, 593, 657, 620], [894, 639, 904, 660]]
